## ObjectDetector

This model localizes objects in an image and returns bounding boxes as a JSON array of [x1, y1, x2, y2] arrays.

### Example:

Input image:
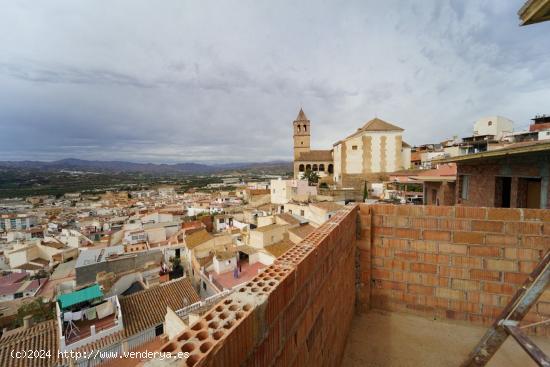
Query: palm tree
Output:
[[303, 169, 319, 185]]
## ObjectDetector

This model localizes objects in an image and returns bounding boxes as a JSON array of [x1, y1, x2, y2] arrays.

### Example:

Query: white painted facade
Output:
[[473, 116, 514, 140], [213, 254, 238, 274], [270, 179, 317, 205]]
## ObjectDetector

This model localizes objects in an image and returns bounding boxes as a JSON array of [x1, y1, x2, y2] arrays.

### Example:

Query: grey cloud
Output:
[[0, 0, 549, 163]]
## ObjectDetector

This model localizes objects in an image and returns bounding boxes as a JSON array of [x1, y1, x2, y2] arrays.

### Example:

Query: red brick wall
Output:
[[456, 161, 550, 208], [158, 205, 358, 367], [362, 204, 550, 335]]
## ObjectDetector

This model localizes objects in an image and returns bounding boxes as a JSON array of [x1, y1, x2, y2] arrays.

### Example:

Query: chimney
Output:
[[23, 315, 33, 330]]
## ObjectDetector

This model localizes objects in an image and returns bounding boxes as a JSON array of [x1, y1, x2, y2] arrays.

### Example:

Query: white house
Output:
[[473, 116, 514, 140]]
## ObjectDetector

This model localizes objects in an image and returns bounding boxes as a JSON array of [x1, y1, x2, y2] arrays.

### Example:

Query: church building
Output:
[[292, 108, 411, 189], [292, 109, 334, 180]]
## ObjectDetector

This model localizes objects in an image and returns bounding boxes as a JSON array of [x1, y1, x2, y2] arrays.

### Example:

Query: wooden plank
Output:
[[504, 324, 550, 367], [460, 250, 550, 367]]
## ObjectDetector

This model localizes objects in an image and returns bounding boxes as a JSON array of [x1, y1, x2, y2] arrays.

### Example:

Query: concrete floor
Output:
[[342, 310, 550, 367]]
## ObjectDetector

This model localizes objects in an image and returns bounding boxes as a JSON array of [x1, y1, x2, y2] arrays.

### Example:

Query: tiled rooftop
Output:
[[119, 277, 200, 337]]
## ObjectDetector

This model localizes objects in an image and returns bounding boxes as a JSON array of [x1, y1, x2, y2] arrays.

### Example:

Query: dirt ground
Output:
[[342, 309, 550, 367]]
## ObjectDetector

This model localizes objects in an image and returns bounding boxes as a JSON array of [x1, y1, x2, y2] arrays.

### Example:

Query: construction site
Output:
[[147, 204, 550, 366]]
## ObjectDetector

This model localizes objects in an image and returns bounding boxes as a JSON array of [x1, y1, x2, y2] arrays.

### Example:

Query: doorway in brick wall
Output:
[[517, 177, 542, 208], [494, 176, 512, 208]]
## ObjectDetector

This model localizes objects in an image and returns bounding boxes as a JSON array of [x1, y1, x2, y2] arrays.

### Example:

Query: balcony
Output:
[[57, 295, 124, 351]]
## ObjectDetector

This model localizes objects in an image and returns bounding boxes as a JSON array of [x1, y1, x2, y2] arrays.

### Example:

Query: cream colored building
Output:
[[249, 224, 288, 249], [291, 109, 411, 189], [270, 179, 317, 205], [472, 116, 514, 140], [282, 201, 343, 227], [333, 118, 411, 188]]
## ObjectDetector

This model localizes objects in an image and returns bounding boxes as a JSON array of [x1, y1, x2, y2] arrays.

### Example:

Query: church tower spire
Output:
[[293, 108, 311, 160]]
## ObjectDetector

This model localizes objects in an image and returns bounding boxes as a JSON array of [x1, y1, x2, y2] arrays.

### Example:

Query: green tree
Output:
[[363, 181, 369, 201], [303, 170, 319, 185], [30, 270, 49, 280], [169, 256, 184, 279], [13, 298, 54, 328]]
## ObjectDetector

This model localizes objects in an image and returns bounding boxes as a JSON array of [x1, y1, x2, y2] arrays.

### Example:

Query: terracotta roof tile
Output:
[[264, 239, 295, 258], [310, 201, 344, 212], [341, 117, 404, 142], [295, 108, 309, 121], [119, 278, 199, 337], [0, 320, 61, 367], [185, 229, 213, 250], [297, 150, 332, 162], [288, 224, 316, 240], [276, 213, 300, 226]]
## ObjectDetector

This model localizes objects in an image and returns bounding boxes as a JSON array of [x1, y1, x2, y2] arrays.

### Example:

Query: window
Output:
[[319, 164, 325, 171], [299, 164, 305, 172], [459, 175, 469, 200], [155, 324, 164, 336], [312, 164, 318, 171], [300, 210, 305, 216], [328, 164, 334, 174], [352, 145, 358, 150], [303, 125, 307, 132], [488, 121, 493, 126]]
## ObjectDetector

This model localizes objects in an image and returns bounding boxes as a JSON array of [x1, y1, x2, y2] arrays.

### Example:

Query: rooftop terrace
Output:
[[140, 203, 550, 366]]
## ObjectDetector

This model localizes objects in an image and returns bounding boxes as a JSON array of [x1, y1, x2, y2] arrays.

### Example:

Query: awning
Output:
[[58, 284, 103, 309]]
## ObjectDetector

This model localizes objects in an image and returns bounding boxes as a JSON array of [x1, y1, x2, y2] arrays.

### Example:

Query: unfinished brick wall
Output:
[[157, 205, 358, 367], [362, 204, 550, 335]]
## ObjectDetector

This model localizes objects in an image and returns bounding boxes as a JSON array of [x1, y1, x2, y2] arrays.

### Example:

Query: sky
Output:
[[1, 0, 550, 164]]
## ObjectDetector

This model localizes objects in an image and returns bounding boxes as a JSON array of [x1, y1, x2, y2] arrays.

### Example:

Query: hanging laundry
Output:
[[84, 307, 97, 320], [72, 310, 83, 321], [95, 301, 114, 319]]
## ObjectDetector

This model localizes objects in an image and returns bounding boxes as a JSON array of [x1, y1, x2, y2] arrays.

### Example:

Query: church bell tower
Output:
[[293, 108, 310, 160]]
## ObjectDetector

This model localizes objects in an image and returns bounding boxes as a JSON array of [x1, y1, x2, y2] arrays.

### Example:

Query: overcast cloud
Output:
[[1, 1, 549, 163]]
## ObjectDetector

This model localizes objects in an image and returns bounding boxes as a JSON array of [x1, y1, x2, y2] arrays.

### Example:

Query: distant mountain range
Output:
[[0, 158, 292, 175]]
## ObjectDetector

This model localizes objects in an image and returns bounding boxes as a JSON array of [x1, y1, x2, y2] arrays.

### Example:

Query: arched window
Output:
[[319, 164, 325, 172], [306, 164, 311, 171], [297, 125, 301, 132], [303, 125, 307, 132], [312, 164, 318, 171], [328, 164, 334, 174], [299, 164, 305, 172]]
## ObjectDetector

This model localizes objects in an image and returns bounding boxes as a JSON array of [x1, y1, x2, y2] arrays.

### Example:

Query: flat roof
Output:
[[435, 141, 550, 164], [75, 245, 125, 268]]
